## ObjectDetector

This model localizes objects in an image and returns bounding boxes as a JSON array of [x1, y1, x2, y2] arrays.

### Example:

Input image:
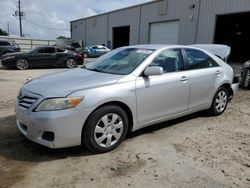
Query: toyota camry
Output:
[[15, 44, 239, 153]]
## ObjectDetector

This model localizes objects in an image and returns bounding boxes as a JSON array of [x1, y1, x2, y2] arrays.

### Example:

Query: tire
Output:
[[209, 87, 229, 116], [16, 59, 29, 70], [83, 105, 129, 153], [83, 53, 88, 58], [65, 58, 77, 68]]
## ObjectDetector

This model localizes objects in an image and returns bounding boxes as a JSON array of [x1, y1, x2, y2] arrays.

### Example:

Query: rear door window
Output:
[[37, 47, 55, 54], [185, 49, 219, 70]]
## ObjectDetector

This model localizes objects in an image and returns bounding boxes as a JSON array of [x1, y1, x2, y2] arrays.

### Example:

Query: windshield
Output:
[[85, 48, 154, 75]]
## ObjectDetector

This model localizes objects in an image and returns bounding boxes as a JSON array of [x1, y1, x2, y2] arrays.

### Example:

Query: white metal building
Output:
[[71, 0, 250, 62]]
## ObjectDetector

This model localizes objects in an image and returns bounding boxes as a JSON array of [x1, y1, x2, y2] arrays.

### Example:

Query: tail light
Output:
[[75, 53, 82, 59]]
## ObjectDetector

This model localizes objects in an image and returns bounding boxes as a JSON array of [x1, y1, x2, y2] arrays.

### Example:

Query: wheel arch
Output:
[[65, 57, 77, 62], [220, 82, 233, 99], [81, 101, 134, 144]]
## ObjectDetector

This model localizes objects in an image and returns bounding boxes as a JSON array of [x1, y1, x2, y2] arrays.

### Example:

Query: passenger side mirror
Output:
[[144, 66, 163, 76]]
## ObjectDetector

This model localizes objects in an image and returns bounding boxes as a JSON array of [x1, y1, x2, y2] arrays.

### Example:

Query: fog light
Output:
[[41, 131, 54, 142]]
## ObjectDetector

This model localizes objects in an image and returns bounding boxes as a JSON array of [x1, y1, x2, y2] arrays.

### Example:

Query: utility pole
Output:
[[7, 21, 10, 36], [13, 0, 24, 37], [18, 0, 23, 37]]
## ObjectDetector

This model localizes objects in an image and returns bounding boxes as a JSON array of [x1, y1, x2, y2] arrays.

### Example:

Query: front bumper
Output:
[[1, 58, 16, 68], [229, 76, 239, 100], [15, 94, 91, 148]]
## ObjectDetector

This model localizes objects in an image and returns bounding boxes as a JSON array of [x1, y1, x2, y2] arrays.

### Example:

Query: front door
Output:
[[136, 48, 189, 124]]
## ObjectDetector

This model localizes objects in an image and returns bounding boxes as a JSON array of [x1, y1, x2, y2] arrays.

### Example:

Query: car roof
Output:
[[38, 45, 55, 48], [124, 44, 187, 50], [122, 44, 231, 59]]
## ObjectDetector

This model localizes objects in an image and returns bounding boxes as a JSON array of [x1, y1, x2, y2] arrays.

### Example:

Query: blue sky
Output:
[[0, 0, 152, 39]]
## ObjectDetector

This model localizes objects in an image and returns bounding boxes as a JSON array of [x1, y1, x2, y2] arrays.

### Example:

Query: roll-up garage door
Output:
[[149, 21, 179, 44]]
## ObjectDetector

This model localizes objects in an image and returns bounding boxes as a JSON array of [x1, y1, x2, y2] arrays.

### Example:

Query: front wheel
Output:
[[65, 58, 77, 68], [209, 87, 229, 116], [83, 105, 129, 153], [16, 59, 29, 70]]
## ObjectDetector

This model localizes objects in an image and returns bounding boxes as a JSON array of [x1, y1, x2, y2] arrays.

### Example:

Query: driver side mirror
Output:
[[144, 66, 163, 76]]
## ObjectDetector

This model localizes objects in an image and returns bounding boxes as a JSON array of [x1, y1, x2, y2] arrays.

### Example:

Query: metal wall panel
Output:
[[196, 0, 250, 43], [71, 20, 86, 43], [108, 6, 141, 47], [85, 14, 108, 46], [139, 0, 200, 45], [149, 20, 180, 44], [70, 0, 250, 47]]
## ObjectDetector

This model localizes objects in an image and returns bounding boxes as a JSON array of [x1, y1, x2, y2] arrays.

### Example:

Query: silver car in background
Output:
[[15, 45, 239, 153], [82, 45, 110, 58]]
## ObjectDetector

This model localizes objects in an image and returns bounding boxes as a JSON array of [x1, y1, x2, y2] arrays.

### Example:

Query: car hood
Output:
[[1, 51, 28, 58], [23, 68, 123, 98]]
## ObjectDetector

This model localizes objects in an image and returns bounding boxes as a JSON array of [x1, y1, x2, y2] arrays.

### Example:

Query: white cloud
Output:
[[0, 0, 152, 39]]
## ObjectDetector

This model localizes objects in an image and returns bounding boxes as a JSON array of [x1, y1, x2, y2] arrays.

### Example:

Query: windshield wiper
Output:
[[87, 68, 102, 73], [81, 65, 103, 73]]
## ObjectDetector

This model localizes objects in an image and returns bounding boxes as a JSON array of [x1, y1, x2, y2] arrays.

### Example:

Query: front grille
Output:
[[18, 95, 38, 110]]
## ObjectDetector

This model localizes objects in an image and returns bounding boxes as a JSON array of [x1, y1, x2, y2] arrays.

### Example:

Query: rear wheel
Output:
[[209, 87, 229, 116], [16, 59, 29, 70], [83, 105, 129, 153], [65, 58, 76, 68]]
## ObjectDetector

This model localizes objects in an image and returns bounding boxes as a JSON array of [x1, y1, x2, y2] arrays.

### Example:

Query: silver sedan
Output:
[[15, 45, 239, 153]]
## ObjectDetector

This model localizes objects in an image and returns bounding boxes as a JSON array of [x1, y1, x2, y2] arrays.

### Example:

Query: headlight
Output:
[[34, 97, 84, 112]]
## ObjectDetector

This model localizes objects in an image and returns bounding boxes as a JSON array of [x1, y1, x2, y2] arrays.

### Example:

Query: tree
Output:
[[0, 28, 8, 36], [56, 36, 66, 39]]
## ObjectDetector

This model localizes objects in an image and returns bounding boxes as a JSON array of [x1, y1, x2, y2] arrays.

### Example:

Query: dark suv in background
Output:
[[0, 40, 21, 57]]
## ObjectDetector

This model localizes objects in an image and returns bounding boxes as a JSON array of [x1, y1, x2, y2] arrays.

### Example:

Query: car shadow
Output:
[[0, 111, 209, 162], [0, 115, 92, 162], [128, 111, 210, 139]]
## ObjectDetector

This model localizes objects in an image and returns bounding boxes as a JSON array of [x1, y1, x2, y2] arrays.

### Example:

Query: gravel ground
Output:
[[0, 65, 249, 188]]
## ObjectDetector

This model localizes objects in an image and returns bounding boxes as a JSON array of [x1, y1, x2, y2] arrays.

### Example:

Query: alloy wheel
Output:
[[215, 90, 228, 113], [16, 59, 29, 70], [66, 59, 76, 68], [94, 113, 124, 147]]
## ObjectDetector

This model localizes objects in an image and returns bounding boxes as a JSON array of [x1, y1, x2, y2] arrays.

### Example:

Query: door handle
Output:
[[216, 70, 221, 75], [180, 76, 188, 82]]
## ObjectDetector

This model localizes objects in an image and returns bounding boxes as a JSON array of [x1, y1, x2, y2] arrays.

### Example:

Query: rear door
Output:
[[184, 48, 223, 110], [136, 48, 189, 124]]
